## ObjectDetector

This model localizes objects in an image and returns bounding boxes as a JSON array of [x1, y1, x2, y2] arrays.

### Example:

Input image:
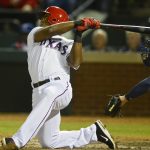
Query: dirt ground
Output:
[[0, 139, 150, 150]]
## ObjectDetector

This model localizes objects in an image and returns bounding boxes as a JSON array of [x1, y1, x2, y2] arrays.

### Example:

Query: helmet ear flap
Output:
[[48, 15, 59, 25], [52, 18, 58, 22]]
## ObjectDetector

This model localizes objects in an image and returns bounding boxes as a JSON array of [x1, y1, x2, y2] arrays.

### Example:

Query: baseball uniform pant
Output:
[[12, 76, 97, 149]]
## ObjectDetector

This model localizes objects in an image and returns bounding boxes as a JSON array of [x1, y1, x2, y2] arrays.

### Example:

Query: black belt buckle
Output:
[[33, 79, 50, 88], [54, 77, 60, 80]]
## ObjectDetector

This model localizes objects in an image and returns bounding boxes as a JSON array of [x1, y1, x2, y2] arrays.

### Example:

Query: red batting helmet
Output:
[[41, 6, 69, 25]]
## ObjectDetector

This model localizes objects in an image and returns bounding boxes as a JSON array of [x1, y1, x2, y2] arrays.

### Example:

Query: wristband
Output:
[[74, 20, 83, 27], [74, 31, 82, 43]]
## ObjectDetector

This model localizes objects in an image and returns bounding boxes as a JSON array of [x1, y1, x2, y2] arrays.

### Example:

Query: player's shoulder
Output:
[[28, 26, 42, 35], [27, 26, 43, 43]]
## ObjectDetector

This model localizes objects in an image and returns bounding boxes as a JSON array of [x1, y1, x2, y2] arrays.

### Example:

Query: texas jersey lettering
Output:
[[39, 38, 68, 55]]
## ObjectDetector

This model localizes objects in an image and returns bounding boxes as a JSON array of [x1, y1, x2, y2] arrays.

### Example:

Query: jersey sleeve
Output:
[[27, 27, 42, 51], [65, 40, 74, 57]]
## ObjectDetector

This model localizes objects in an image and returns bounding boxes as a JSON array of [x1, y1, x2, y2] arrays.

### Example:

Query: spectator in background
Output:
[[40, 0, 77, 14], [13, 22, 34, 51], [120, 31, 142, 52], [86, 29, 112, 52], [0, 0, 38, 12]]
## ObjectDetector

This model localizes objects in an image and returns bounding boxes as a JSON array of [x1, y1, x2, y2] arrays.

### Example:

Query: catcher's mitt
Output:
[[104, 95, 122, 117]]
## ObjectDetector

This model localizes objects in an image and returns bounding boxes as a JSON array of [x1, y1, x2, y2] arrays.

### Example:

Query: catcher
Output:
[[105, 40, 150, 117]]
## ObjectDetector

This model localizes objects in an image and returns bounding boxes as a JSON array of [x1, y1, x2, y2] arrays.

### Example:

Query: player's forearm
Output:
[[34, 21, 82, 42], [67, 31, 83, 69], [68, 42, 83, 68], [125, 77, 150, 100]]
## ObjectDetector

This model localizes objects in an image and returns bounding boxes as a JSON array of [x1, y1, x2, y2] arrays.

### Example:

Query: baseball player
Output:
[[1, 6, 116, 149], [105, 40, 150, 117]]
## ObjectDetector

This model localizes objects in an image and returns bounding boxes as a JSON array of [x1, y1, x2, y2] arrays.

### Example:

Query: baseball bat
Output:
[[100, 23, 150, 34]]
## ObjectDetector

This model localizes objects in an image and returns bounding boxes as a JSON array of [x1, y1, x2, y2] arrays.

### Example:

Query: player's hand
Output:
[[76, 18, 101, 32]]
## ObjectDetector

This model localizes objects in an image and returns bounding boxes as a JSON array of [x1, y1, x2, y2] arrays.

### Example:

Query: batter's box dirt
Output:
[[0, 139, 150, 150], [21, 139, 150, 150]]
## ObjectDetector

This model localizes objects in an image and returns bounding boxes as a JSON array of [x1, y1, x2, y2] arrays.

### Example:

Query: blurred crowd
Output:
[[0, 0, 150, 14], [85, 29, 144, 53], [0, 0, 149, 52]]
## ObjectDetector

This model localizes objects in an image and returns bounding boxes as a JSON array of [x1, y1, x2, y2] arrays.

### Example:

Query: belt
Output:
[[33, 77, 60, 88]]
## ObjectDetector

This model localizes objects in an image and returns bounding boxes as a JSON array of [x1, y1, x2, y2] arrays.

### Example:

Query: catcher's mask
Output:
[[39, 6, 69, 25]]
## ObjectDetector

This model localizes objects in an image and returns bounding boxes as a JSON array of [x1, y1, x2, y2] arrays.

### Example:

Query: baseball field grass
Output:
[[0, 114, 150, 149]]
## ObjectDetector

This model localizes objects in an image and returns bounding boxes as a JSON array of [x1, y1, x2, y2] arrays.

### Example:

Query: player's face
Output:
[[40, 13, 50, 26]]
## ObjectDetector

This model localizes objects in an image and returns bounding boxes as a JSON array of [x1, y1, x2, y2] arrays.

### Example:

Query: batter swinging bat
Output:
[[100, 23, 150, 34]]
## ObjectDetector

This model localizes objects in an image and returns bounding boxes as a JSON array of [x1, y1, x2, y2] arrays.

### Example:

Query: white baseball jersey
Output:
[[27, 27, 74, 83]]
